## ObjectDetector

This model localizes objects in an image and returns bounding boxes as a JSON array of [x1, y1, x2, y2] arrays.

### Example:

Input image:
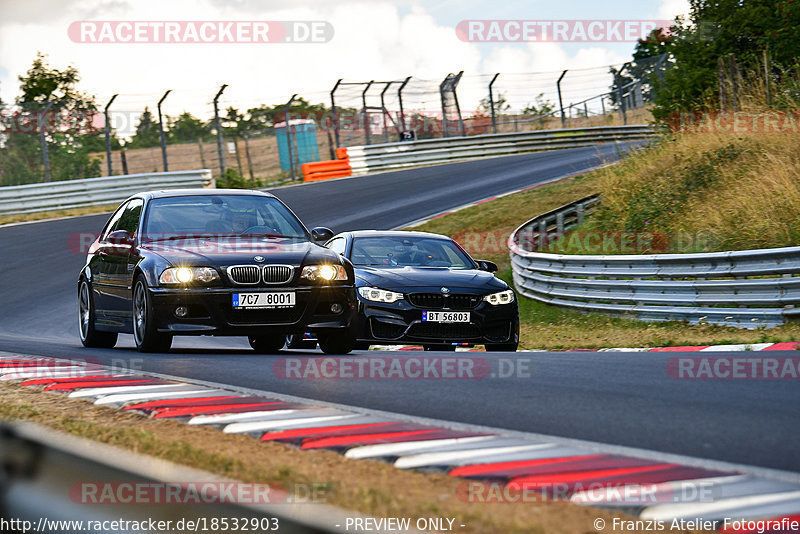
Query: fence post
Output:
[[243, 133, 255, 184], [284, 94, 297, 181], [213, 84, 228, 178], [380, 82, 392, 143], [557, 70, 567, 128], [488, 73, 500, 134], [330, 79, 342, 148], [104, 94, 118, 176], [157, 90, 171, 172], [397, 76, 411, 132], [361, 81, 373, 145]]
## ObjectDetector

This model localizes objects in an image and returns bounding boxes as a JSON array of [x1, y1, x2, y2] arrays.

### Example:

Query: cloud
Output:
[[0, 0, 649, 130]]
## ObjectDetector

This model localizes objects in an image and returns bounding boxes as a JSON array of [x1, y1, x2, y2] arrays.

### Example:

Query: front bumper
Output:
[[149, 285, 356, 336], [356, 298, 519, 345]]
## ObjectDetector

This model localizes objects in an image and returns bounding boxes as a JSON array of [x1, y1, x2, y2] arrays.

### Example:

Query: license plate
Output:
[[422, 311, 470, 323], [233, 292, 295, 309]]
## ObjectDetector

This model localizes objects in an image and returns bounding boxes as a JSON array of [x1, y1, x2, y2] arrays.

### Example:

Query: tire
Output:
[[354, 342, 371, 351], [249, 335, 285, 354], [485, 343, 518, 352], [78, 278, 118, 349], [318, 324, 357, 355], [285, 333, 317, 350], [423, 344, 456, 351], [132, 276, 173, 353]]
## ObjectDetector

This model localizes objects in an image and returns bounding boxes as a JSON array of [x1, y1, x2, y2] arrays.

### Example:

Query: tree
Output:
[[645, 0, 800, 119], [128, 107, 160, 148], [522, 94, 554, 116], [168, 111, 211, 142], [4, 52, 102, 184], [478, 92, 510, 115]]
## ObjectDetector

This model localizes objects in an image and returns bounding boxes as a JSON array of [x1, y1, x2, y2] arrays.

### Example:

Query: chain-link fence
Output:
[[0, 56, 667, 187]]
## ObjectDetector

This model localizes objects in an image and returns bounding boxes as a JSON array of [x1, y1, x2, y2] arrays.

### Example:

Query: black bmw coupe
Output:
[[78, 189, 357, 354], [325, 230, 519, 351]]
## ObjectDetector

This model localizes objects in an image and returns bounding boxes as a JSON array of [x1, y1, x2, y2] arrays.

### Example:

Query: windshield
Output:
[[350, 236, 474, 269], [142, 195, 308, 241]]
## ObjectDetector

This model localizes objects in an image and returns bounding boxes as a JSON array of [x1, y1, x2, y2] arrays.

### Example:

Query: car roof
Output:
[[346, 230, 452, 240], [130, 189, 276, 201]]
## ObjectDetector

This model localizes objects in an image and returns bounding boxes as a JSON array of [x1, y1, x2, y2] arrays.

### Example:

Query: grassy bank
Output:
[[583, 131, 800, 253], [410, 160, 800, 350]]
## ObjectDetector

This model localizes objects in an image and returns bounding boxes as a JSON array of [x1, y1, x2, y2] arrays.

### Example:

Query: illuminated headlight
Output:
[[358, 287, 404, 303], [484, 289, 515, 305], [159, 267, 219, 285], [301, 264, 347, 282]]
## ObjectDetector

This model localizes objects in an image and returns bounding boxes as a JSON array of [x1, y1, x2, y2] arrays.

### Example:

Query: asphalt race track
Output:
[[1, 143, 798, 473]]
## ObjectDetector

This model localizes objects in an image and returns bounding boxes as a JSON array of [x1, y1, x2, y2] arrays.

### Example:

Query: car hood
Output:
[[141, 237, 336, 267], [354, 266, 507, 293]]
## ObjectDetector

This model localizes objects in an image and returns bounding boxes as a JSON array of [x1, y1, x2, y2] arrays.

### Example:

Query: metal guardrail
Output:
[[509, 196, 800, 328], [0, 170, 214, 215], [0, 421, 363, 533], [346, 125, 656, 175]]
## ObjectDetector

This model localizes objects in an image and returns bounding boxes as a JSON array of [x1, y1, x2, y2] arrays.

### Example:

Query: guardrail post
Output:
[[538, 220, 547, 250], [556, 212, 565, 234], [557, 70, 567, 128], [104, 94, 118, 176], [157, 90, 171, 172], [213, 84, 228, 178]]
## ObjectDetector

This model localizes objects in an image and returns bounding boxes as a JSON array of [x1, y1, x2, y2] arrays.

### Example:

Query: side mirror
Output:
[[476, 259, 498, 273], [311, 227, 334, 243], [106, 230, 133, 246]]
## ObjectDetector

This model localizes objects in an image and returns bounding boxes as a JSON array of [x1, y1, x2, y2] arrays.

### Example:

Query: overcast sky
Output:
[[0, 0, 689, 133]]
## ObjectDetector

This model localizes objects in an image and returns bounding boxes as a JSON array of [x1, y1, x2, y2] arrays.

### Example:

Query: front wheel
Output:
[[78, 279, 118, 348], [318, 325, 357, 355], [485, 343, 518, 352], [132, 277, 173, 353], [249, 335, 285, 354]]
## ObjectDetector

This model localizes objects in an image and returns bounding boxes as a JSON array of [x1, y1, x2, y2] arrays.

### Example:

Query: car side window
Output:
[[327, 238, 346, 256], [101, 202, 128, 241], [116, 198, 143, 237]]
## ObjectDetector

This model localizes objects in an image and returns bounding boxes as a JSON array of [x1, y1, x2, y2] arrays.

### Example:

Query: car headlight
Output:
[[300, 264, 348, 282], [159, 267, 219, 285], [484, 289, 515, 305], [358, 287, 404, 303]]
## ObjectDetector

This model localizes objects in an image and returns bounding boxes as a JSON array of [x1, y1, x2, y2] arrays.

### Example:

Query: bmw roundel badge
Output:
[[440, 287, 450, 293], [254, 256, 265, 262]]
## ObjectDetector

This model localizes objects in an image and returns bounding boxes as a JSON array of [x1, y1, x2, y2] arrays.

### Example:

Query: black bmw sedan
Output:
[[325, 230, 519, 351], [78, 189, 357, 354]]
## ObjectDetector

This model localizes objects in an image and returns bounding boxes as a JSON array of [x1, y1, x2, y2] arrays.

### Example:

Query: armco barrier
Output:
[[346, 125, 656, 175], [0, 169, 214, 215], [509, 196, 800, 329]]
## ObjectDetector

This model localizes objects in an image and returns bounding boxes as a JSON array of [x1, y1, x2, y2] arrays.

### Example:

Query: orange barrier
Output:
[[302, 148, 352, 182]]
